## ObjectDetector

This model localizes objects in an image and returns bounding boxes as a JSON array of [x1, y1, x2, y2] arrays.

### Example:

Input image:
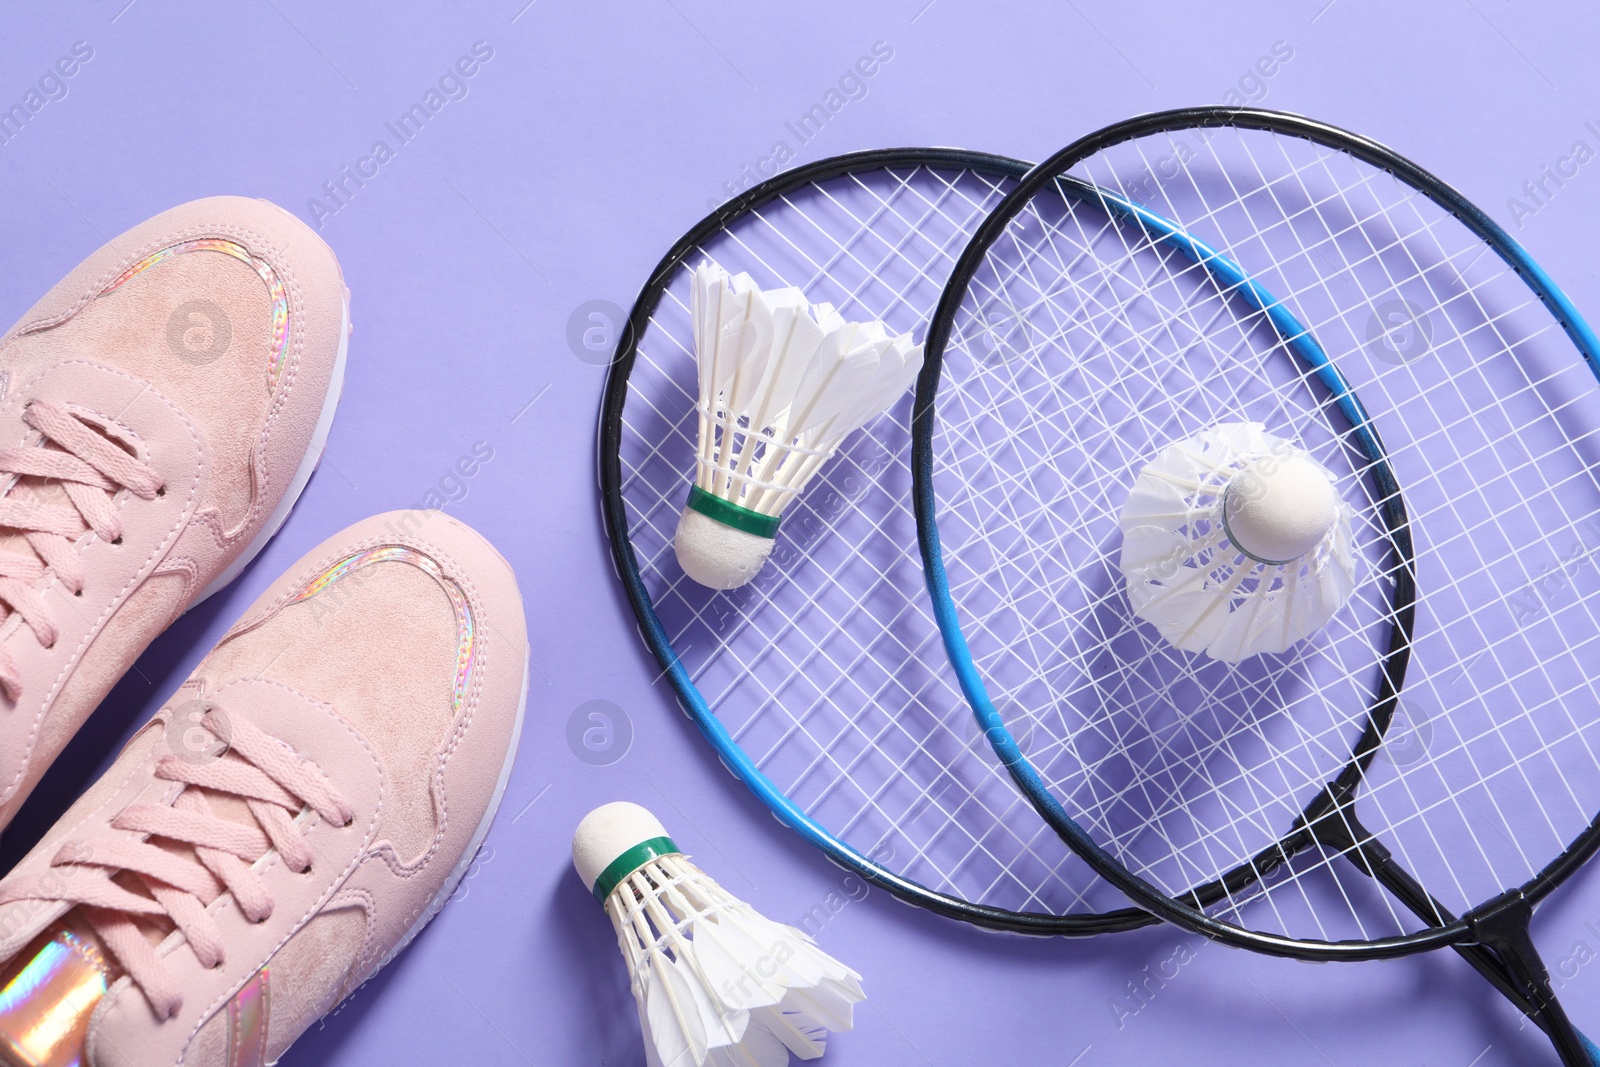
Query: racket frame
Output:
[[915, 107, 1600, 958], [599, 146, 1159, 935]]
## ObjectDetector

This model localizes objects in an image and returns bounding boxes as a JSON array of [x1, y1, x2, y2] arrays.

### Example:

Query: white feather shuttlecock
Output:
[[675, 263, 923, 589], [573, 802, 865, 1067], [1118, 421, 1356, 661]]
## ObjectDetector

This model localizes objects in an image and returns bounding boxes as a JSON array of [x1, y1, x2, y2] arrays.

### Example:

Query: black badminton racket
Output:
[[914, 108, 1600, 1064]]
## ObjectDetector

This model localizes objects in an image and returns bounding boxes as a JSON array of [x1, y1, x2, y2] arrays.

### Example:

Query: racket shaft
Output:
[[1468, 893, 1594, 1067], [1320, 789, 1593, 1059], [1369, 859, 1594, 1060]]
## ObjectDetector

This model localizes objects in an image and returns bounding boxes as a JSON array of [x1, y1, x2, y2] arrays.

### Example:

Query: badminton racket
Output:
[[601, 147, 1159, 932], [913, 107, 1600, 1064]]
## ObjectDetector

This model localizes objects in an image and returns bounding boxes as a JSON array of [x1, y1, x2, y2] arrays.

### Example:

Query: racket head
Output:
[[913, 108, 1600, 958], [598, 148, 1155, 933]]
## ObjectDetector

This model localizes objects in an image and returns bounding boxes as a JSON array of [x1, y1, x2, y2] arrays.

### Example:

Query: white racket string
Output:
[[619, 163, 1129, 915], [933, 124, 1600, 941]]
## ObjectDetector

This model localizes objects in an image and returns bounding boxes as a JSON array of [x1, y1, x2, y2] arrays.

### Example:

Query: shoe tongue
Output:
[[0, 411, 135, 564], [199, 766, 264, 832], [0, 466, 71, 561], [172, 748, 275, 837], [132, 750, 276, 949]]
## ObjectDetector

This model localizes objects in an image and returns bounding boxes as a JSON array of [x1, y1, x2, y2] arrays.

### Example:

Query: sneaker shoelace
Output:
[[0, 398, 165, 700], [0, 707, 353, 1018]]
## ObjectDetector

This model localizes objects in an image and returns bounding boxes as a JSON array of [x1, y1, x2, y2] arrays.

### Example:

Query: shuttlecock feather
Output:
[[675, 263, 922, 589], [1118, 422, 1356, 661], [574, 801, 865, 1067]]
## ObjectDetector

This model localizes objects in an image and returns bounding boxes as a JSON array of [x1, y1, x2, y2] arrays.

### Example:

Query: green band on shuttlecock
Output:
[[593, 836, 681, 902], [686, 485, 780, 539]]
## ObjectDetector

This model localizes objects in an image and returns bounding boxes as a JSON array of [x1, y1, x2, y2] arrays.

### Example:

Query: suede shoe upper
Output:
[[0, 197, 347, 832]]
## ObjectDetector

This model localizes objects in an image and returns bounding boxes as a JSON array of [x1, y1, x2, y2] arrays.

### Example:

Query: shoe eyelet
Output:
[[73, 590, 82, 598], [156, 487, 165, 498], [110, 537, 123, 546]]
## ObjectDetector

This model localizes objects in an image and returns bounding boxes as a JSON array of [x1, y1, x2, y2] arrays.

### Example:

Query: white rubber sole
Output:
[[193, 289, 351, 605], [375, 651, 531, 973]]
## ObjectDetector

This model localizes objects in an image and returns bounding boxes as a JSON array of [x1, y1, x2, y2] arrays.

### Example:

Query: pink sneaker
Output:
[[0, 197, 348, 833], [0, 510, 528, 1067]]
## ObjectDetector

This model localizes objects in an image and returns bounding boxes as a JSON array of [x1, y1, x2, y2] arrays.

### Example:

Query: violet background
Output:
[[3, 2, 1600, 1064]]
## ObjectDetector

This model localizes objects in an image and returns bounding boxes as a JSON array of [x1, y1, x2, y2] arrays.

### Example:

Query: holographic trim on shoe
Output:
[[100, 239, 291, 390], [226, 968, 269, 1067], [288, 545, 477, 713], [0, 918, 115, 1067]]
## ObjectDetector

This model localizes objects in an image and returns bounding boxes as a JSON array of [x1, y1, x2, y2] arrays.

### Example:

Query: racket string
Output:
[[936, 124, 1600, 937], [621, 163, 1129, 913]]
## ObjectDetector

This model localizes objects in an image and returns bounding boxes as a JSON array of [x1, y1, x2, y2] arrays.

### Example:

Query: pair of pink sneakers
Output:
[[0, 199, 528, 1067]]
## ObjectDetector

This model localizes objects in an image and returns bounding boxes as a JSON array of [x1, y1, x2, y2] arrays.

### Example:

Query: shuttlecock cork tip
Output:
[[673, 492, 777, 590], [1223, 453, 1339, 565], [572, 802, 680, 900]]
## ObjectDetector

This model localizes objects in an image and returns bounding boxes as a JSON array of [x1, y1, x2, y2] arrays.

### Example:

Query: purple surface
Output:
[[2, 2, 1600, 1064]]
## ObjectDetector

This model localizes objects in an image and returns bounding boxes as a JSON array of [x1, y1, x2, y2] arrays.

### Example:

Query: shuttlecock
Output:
[[674, 263, 922, 589], [573, 801, 865, 1067], [1118, 422, 1356, 661]]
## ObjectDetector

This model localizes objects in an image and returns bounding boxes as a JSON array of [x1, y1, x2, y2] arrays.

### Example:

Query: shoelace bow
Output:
[[0, 398, 165, 700], [0, 708, 354, 1018]]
